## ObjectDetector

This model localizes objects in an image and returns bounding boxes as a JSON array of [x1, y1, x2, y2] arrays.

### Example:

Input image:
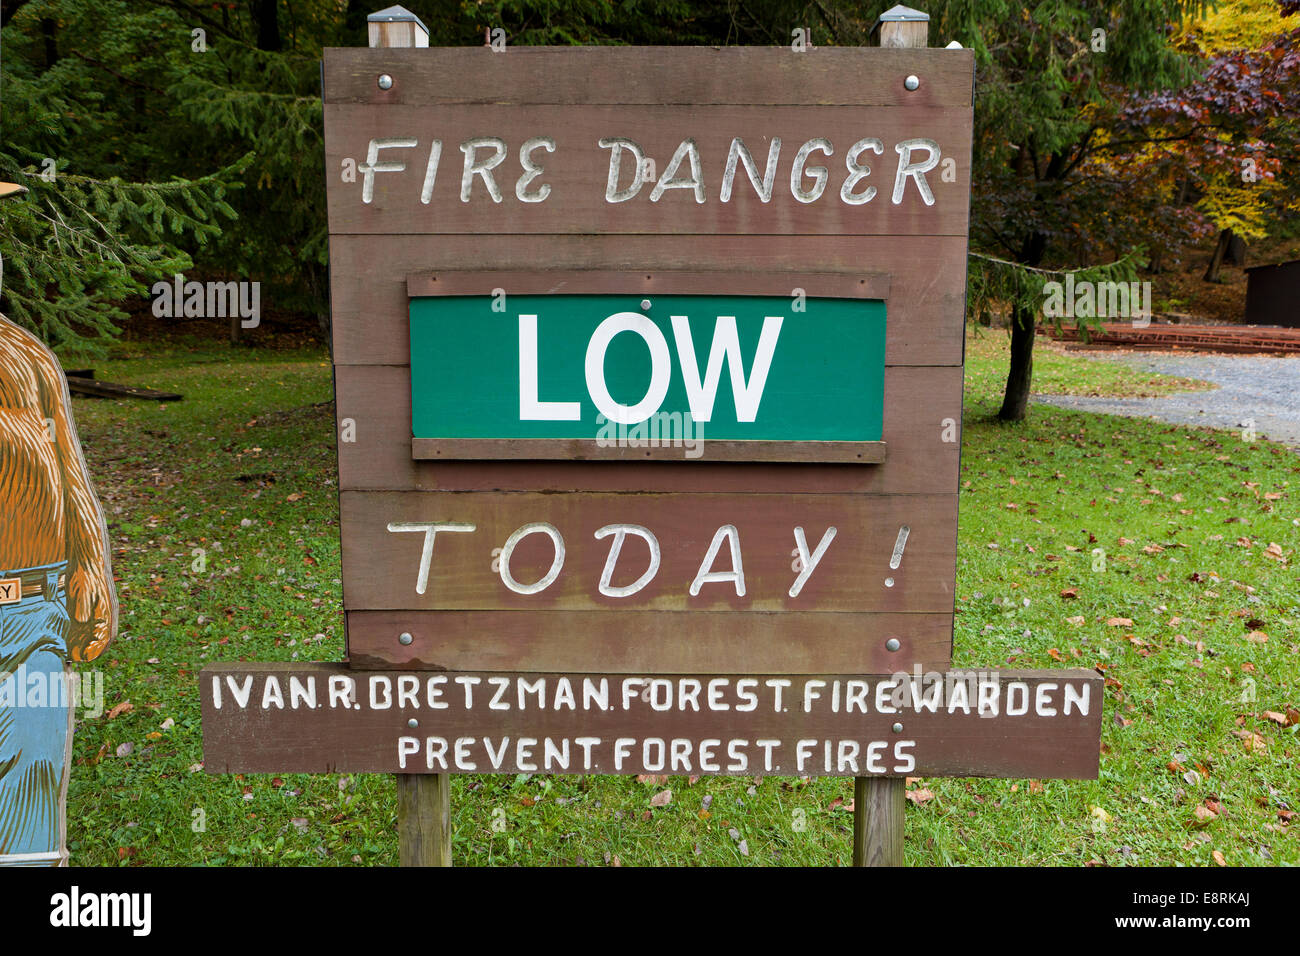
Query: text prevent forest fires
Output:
[[205, 670, 1096, 777]]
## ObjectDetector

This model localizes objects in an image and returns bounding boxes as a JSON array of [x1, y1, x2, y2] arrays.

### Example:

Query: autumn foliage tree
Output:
[[1113, 0, 1300, 281], [923, 0, 1203, 421]]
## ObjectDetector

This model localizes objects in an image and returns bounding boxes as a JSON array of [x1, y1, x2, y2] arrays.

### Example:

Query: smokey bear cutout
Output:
[[0, 180, 118, 865]]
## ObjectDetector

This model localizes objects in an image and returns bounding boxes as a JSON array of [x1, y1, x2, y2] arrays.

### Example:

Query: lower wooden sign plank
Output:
[[340, 490, 957, 613], [409, 438, 888, 465], [201, 664, 1101, 779], [345, 610, 954, 674]]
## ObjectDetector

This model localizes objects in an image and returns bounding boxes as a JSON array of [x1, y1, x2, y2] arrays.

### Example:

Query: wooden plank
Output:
[[324, 104, 972, 237], [410, 438, 887, 464], [854, 777, 905, 866], [406, 270, 890, 300], [334, 363, 961, 494], [327, 234, 968, 368], [200, 664, 1103, 779], [65, 377, 182, 401], [397, 774, 451, 866], [344, 609, 954, 674], [322, 47, 975, 109], [407, 287, 888, 453], [339, 490, 956, 613]]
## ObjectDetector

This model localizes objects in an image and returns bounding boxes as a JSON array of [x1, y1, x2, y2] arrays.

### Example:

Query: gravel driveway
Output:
[[1032, 352, 1300, 449]]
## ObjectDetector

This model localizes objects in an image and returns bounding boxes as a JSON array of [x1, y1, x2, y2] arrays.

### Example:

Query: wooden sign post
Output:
[[201, 7, 1104, 867]]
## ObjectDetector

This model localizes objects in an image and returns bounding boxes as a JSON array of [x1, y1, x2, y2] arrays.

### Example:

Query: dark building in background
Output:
[[1245, 260, 1300, 328]]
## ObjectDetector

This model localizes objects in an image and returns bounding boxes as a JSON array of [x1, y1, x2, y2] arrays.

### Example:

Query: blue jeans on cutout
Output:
[[0, 562, 70, 861]]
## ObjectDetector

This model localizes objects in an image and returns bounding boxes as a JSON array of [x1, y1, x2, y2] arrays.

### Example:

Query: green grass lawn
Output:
[[62, 330, 1297, 866]]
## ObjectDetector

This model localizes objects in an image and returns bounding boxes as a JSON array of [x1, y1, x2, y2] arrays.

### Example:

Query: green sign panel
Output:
[[409, 294, 885, 449]]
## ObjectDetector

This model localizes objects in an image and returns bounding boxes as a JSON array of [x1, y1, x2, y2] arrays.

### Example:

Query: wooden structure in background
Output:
[[1245, 259, 1300, 329]]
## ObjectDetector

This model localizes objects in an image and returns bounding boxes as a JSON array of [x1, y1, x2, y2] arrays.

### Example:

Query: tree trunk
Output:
[[1204, 228, 1231, 282], [253, 0, 282, 52], [2, 1, 33, 28], [40, 17, 58, 68], [998, 304, 1036, 422], [997, 229, 1048, 422], [1224, 233, 1246, 267]]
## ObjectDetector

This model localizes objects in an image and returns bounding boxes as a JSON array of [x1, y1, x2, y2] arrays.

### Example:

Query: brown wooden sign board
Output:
[[314, 45, 973, 679], [203, 45, 1102, 835], [202, 664, 1102, 779]]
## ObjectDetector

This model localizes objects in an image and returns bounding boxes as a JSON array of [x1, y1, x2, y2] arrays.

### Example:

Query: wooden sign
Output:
[[316, 46, 973, 678], [203, 664, 1103, 779], [202, 41, 1101, 866], [408, 272, 889, 463]]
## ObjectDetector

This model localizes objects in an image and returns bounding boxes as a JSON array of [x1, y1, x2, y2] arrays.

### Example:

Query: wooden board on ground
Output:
[[65, 377, 182, 401]]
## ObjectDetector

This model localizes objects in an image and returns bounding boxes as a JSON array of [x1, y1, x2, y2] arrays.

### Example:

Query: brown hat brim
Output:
[[0, 182, 29, 200]]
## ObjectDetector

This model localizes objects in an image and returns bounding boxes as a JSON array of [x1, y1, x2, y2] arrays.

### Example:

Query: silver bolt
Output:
[[904, 75, 920, 91], [407, 718, 418, 729], [378, 74, 394, 90], [398, 631, 413, 645], [884, 576, 895, 588], [640, 299, 652, 311], [892, 722, 904, 733], [885, 637, 901, 652]]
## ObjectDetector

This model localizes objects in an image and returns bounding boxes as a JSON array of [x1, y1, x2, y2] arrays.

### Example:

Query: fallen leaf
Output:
[[1107, 618, 1134, 627], [636, 774, 668, 785], [1261, 711, 1288, 725], [286, 492, 306, 502], [1059, 588, 1079, 600], [1230, 730, 1267, 752], [115, 742, 133, 757], [906, 788, 935, 805], [1246, 630, 1268, 644], [1212, 850, 1227, 866], [649, 789, 673, 807], [107, 701, 133, 720], [1066, 615, 1086, 626]]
